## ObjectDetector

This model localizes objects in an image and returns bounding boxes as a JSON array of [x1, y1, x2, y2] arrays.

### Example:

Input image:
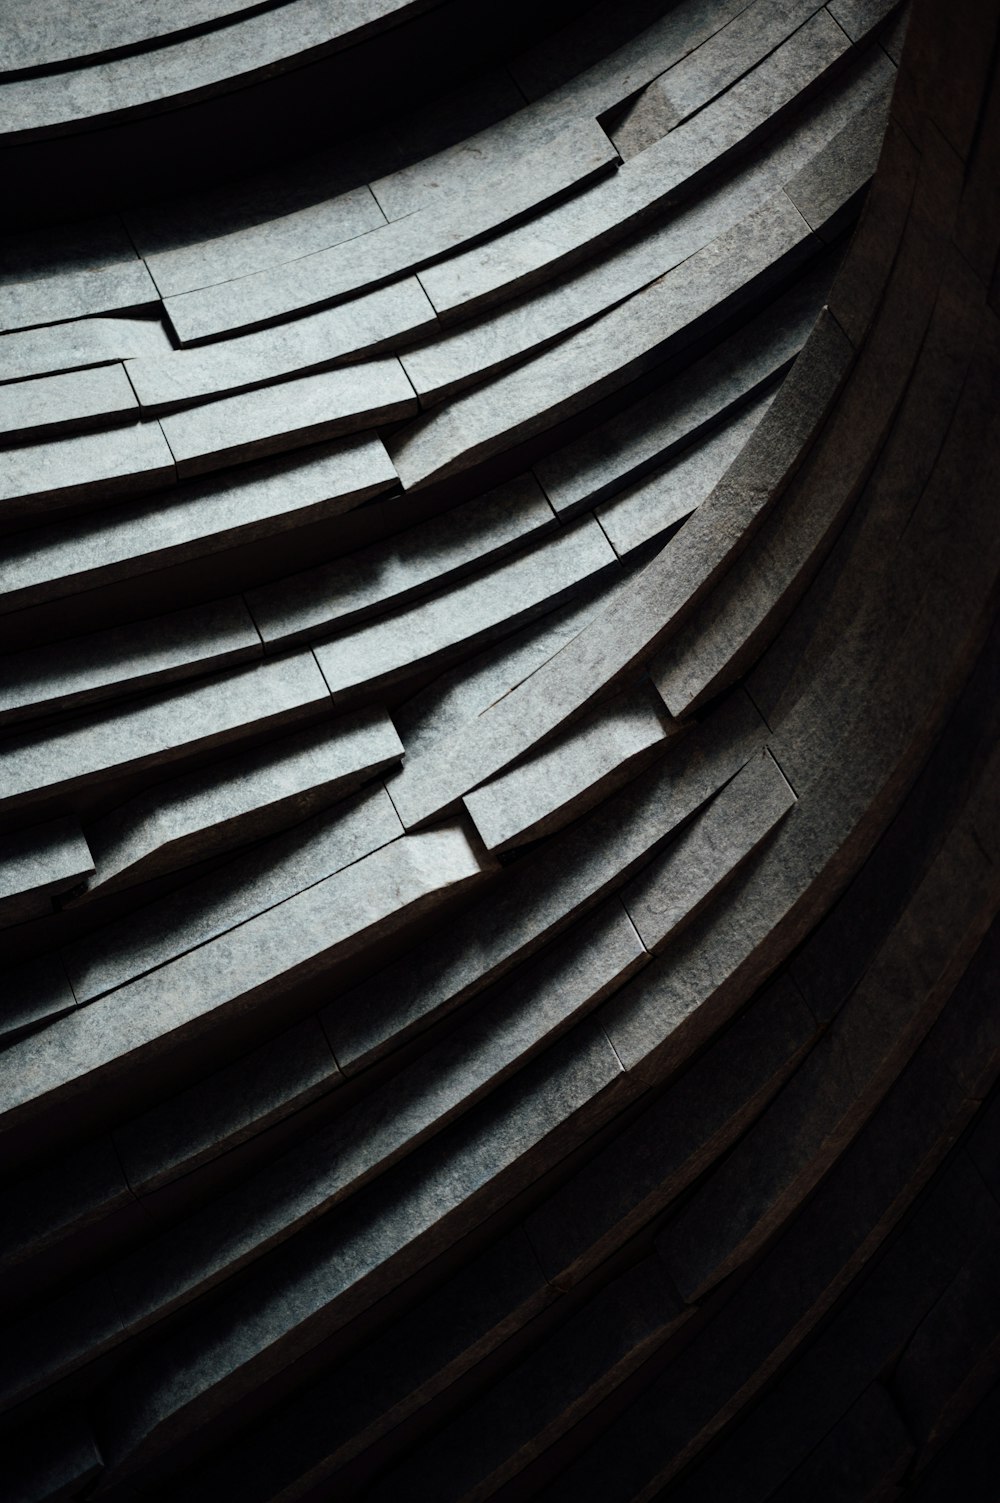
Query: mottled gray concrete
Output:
[[464, 685, 672, 852], [248, 474, 555, 646], [0, 362, 137, 443], [127, 280, 434, 411], [0, 596, 261, 726], [390, 190, 815, 490], [1, 954, 77, 1040], [158, 359, 416, 476], [336, 691, 765, 1071], [0, 218, 157, 331], [164, 120, 618, 342], [597, 388, 777, 557], [0, 651, 330, 816], [0, 826, 488, 1135], [115, 1019, 340, 1193], [0, 817, 93, 926], [66, 783, 402, 1003], [0, 421, 175, 518], [0, 436, 398, 613], [0, 315, 171, 384], [313, 518, 617, 702], [82, 709, 402, 896]]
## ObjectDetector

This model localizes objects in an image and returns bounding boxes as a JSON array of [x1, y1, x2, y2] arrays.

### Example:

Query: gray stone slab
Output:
[[312, 518, 618, 703], [0, 817, 93, 926], [83, 709, 400, 895], [385, 310, 851, 831], [393, 566, 638, 763], [109, 904, 642, 1335], [389, 190, 816, 490], [81, 708, 402, 897], [0, 954, 77, 1041], [622, 750, 797, 952], [0, 596, 261, 728], [464, 684, 672, 853], [0, 0, 441, 142], [420, 23, 886, 321], [4, 1410, 102, 1503], [0, 420, 176, 519], [0, 436, 398, 614], [610, 0, 830, 158], [114, 1018, 339, 1195], [127, 279, 434, 412], [0, 826, 487, 1139], [176, 1228, 551, 1503], [65, 783, 401, 1003], [0, 315, 171, 385], [510, 0, 749, 107], [136, 183, 387, 298], [371, 1256, 686, 1503], [0, 219, 158, 332], [163, 119, 619, 343], [597, 387, 778, 556], [248, 473, 555, 647], [526, 975, 815, 1285], [1, 0, 271, 73], [97, 1025, 623, 1479], [828, 0, 903, 42], [0, 362, 138, 443], [158, 358, 416, 476], [535, 257, 831, 517], [331, 690, 765, 1072], [0, 650, 330, 819], [786, 94, 892, 242]]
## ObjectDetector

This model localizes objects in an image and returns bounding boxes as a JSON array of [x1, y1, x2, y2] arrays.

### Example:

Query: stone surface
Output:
[[534, 255, 832, 516], [158, 358, 416, 476], [66, 784, 402, 1003], [0, 650, 330, 818], [0, 817, 93, 926], [0, 1138, 130, 1272], [312, 518, 617, 702], [786, 94, 893, 241], [0, 218, 157, 332], [134, 183, 387, 298], [386, 311, 852, 832], [389, 190, 816, 490], [421, 20, 885, 320], [0, 362, 137, 444], [765, 1384, 914, 1503], [597, 386, 778, 557], [0, 421, 175, 519], [0, 825, 488, 1136], [114, 1018, 340, 1195], [98, 1026, 623, 1478], [3, 1409, 102, 1503], [126, 279, 435, 411], [107, 905, 641, 1338], [0, 596, 261, 727], [611, 0, 834, 158], [176, 1228, 551, 1503], [464, 683, 672, 852], [163, 120, 620, 343], [1, 0, 272, 73], [81, 708, 403, 897], [0, 314, 171, 385], [247, 473, 555, 647], [621, 749, 797, 952], [526, 974, 815, 1285], [332, 690, 766, 1072], [0, 436, 398, 613]]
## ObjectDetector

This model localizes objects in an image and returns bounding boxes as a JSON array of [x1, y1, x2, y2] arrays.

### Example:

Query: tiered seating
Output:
[[2, 1, 999, 1499]]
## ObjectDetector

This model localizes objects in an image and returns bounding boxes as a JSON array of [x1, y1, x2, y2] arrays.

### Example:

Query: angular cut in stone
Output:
[[0, 363, 137, 443], [0, 421, 175, 518], [0, 817, 94, 926], [81, 709, 403, 897]]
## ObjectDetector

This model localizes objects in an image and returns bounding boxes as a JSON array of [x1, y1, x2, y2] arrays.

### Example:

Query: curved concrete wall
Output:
[[1, 0, 998, 1497]]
